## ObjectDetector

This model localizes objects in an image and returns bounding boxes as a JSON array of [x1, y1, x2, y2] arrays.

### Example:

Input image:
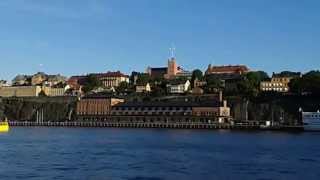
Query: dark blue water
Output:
[[1, 128, 320, 180]]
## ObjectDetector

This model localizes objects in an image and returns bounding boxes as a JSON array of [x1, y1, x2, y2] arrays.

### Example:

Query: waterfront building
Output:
[[93, 71, 129, 88], [76, 96, 124, 118], [260, 72, 301, 92], [0, 86, 42, 97], [136, 83, 151, 93], [205, 65, 250, 75], [110, 99, 231, 124], [167, 80, 191, 94]]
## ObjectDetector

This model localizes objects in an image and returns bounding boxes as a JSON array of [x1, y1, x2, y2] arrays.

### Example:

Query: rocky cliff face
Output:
[[0, 97, 77, 122]]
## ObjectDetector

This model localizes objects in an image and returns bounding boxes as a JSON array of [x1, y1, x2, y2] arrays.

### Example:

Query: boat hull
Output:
[[304, 125, 320, 131], [302, 111, 320, 131]]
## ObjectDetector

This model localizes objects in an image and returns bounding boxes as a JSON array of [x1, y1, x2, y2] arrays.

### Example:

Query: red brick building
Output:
[[77, 97, 124, 117]]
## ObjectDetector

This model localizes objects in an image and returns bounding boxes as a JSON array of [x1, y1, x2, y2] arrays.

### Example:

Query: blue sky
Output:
[[0, 0, 319, 81]]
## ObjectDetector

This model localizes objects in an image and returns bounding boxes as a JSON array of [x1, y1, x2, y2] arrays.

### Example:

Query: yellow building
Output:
[[42, 86, 70, 97], [31, 72, 47, 85], [0, 85, 70, 97], [0, 86, 42, 97], [260, 77, 293, 92], [93, 71, 129, 88]]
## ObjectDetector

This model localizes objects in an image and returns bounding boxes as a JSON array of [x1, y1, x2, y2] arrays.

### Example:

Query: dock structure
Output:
[[8, 121, 303, 131]]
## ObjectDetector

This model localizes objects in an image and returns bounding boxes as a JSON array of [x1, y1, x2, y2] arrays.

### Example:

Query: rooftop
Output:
[[91, 71, 129, 78], [207, 65, 250, 73], [113, 100, 222, 108]]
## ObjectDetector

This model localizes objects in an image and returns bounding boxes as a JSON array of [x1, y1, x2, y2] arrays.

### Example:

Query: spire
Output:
[[169, 44, 176, 59]]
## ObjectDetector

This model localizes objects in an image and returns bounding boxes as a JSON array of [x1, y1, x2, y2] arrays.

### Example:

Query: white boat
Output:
[[302, 110, 320, 131]]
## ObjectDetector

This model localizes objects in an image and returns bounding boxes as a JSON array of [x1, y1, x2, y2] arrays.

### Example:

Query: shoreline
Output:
[[8, 121, 304, 132]]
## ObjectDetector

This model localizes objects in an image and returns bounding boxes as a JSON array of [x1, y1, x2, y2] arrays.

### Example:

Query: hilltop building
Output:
[[205, 65, 250, 76], [260, 72, 301, 93], [67, 71, 129, 94], [136, 83, 151, 93], [164, 58, 182, 79], [0, 80, 8, 87], [67, 76, 86, 89], [93, 71, 129, 88], [12, 75, 31, 86], [146, 67, 168, 79], [12, 72, 67, 87], [167, 80, 191, 94], [31, 72, 47, 85], [46, 75, 67, 86], [147, 57, 191, 80]]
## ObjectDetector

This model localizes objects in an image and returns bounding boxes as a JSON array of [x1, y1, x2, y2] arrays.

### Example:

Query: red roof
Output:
[[206, 65, 249, 74]]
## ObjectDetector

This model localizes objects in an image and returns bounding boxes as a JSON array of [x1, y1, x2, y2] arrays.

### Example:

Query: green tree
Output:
[[204, 75, 223, 93], [82, 74, 102, 93], [151, 86, 166, 97], [231, 71, 269, 97], [246, 71, 269, 88], [289, 70, 320, 95], [136, 73, 151, 85], [116, 81, 130, 93], [191, 69, 204, 88]]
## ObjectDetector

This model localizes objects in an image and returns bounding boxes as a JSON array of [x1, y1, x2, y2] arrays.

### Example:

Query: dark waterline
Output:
[[0, 127, 320, 180]]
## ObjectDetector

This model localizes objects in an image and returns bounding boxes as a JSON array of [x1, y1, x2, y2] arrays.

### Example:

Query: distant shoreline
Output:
[[8, 121, 304, 132]]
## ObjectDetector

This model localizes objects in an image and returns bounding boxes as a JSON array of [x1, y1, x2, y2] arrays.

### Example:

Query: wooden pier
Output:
[[8, 121, 304, 131]]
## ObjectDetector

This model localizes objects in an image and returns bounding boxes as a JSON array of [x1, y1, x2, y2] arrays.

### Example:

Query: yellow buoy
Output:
[[0, 118, 9, 132]]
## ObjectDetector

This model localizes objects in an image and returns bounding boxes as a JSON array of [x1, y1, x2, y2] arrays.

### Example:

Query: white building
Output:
[[136, 83, 151, 93], [167, 80, 191, 94]]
